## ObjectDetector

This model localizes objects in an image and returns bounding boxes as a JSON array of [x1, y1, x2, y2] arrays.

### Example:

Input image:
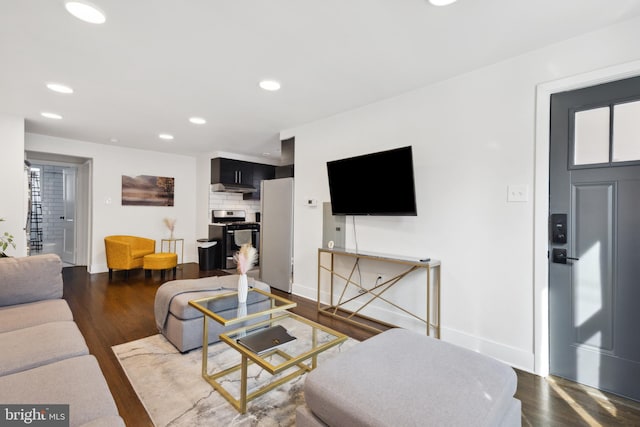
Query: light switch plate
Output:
[[507, 185, 528, 202]]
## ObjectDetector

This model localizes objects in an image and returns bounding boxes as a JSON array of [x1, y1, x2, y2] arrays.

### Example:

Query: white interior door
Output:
[[62, 167, 76, 264]]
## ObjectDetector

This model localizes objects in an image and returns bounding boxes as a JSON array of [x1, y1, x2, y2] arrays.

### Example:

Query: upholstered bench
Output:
[[154, 274, 272, 352], [144, 252, 178, 280], [297, 328, 521, 427]]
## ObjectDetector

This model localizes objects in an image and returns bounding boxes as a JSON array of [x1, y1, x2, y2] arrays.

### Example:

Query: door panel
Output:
[[549, 75, 640, 401], [616, 179, 640, 361], [62, 168, 76, 264], [572, 183, 614, 351]]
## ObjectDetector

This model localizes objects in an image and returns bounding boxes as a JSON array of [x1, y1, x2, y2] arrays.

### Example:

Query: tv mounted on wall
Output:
[[326, 146, 417, 216]]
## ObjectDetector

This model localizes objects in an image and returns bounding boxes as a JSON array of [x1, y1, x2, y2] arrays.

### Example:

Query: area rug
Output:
[[113, 324, 357, 426]]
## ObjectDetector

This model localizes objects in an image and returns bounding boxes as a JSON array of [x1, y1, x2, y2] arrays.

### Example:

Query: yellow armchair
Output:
[[104, 235, 155, 280]]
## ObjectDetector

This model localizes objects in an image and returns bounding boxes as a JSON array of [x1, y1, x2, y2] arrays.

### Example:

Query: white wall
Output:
[[0, 114, 26, 256], [26, 133, 198, 272], [288, 16, 640, 372]]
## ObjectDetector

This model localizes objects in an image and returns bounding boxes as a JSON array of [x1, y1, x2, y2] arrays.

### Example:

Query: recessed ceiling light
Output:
[[158, 133, 174, 140], [109, 138, 119, 143], [41, 112, 63, 120], [259, 80, 281, 91], [262, 152, 271, 157], [64, 1, 106, 24], [429, 0, 457, 5], [46, 83, 74, 94], [189, 117, 206, 125]]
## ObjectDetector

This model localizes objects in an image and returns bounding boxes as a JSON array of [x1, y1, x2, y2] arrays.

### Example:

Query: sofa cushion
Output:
[[304, 328, 518, 427], [0, 299, 73, 333], [0, 254, 62, 307], [0, 321, 89, 376], [0, 355, 123, 427]]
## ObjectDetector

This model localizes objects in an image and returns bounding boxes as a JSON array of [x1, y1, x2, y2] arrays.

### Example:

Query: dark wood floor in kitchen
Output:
[[62, 263, 640, 427]]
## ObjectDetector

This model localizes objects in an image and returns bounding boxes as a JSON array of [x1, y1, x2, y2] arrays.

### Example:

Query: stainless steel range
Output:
[[208, 210, 260, 269]]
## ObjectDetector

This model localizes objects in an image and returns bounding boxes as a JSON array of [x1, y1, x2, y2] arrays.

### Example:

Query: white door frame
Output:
[[26, 153, 92, 268], [533, 59, 640, 377]]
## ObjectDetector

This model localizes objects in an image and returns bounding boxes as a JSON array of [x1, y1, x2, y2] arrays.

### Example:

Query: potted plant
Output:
[[0, 218, 16, 257]]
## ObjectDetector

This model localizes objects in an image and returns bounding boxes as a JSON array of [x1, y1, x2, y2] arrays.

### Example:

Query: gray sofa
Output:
[[297, 328, 521, 427], [0, 254, 125, 427]]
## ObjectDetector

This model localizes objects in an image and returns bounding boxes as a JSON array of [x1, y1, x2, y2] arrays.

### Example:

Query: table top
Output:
[[188, 288, 296, 327], [220, 311, 348, 374], [319, 246, 440, 267]]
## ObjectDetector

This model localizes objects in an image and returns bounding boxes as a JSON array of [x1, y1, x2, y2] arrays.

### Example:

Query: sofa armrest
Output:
[[0, 254, 63, 307]]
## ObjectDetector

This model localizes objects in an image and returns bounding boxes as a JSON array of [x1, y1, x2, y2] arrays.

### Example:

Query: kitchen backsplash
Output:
[[209, 190, 261, 222]]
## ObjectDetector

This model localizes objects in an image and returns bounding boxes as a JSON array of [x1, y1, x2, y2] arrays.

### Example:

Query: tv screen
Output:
[[326, 146, 417, 216]]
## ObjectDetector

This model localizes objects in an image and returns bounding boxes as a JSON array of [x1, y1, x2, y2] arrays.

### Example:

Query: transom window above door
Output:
[[571, 99, 640, 167]]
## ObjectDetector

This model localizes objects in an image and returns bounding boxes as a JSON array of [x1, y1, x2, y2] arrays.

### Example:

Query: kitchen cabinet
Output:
[[211, 158, 253, 187], [247, 163, 276, 200], [211, 158, 275, 200]]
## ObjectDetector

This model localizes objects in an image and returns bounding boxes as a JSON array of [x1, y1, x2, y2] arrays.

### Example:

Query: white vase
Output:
[[237, 274, 248, 303], [236, 302, 248, 337]]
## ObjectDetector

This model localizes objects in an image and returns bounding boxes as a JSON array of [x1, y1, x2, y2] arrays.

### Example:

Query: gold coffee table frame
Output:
[[189, 287, 296, 327], [189, 290, 347, 413]]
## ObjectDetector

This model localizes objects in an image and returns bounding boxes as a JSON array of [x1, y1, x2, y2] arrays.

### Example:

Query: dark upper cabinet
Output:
[[247, 163, 276, 200], [211, 158, 253, 186], [211, 158, 276, 200], [275, 165, 294, 178]]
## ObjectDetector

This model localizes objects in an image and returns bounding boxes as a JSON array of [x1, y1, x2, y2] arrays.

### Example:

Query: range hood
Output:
[[211, 183, 257, 193]]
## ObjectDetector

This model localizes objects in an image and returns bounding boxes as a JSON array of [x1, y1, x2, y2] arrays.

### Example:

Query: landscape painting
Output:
[[122, 175, 175, 206]]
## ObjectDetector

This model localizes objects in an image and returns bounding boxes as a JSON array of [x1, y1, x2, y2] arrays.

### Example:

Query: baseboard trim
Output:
[[442, 327, 535, 373], [292, 282, 535, 373]]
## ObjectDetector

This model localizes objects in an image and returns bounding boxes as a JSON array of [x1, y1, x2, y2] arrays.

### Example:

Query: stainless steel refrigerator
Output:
[[259, 177, 294, 292]]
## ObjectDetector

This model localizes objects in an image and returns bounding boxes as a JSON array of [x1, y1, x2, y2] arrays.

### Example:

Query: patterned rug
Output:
[[113, 324, 357, 426]]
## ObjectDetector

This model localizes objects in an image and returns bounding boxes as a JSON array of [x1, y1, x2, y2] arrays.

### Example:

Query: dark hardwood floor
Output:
[[62, 264, 640, 427]]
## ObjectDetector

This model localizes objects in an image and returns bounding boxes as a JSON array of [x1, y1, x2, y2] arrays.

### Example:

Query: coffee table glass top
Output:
[[188, 287, 296, 326], [220, 311, 348, 374]]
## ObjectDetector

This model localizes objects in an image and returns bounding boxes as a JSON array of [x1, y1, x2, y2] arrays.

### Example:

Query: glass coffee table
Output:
[[189, 289, 348, 413]]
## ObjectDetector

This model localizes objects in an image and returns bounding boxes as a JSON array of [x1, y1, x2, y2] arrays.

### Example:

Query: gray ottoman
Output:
[[155, 275, 272, 352], [297, 328, 521, 427]]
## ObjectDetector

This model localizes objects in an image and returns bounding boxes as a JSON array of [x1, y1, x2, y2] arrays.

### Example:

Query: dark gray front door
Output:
[[549, 76, 640, 401]]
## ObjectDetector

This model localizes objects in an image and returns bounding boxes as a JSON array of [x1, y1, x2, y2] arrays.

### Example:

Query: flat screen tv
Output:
[[326, 146, 417, 216]]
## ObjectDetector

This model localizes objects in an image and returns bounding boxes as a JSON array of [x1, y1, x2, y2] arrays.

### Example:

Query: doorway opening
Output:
[[26, 152, 92, 267]]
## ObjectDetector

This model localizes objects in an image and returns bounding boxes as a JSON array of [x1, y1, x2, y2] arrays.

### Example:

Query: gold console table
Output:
[[317, 248, 441, 338]]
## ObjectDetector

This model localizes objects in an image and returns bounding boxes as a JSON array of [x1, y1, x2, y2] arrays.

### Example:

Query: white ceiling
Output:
[[2, 0, 640, 159]]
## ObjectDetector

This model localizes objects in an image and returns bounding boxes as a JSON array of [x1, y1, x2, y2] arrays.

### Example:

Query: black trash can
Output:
[[197, 239, 218, 271]]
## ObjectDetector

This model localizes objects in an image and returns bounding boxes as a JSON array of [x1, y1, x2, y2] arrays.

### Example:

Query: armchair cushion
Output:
[[104, 235, 155, 271]]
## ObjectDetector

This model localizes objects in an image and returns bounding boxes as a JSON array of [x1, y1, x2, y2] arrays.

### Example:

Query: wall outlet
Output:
[[507, 185, 529, 202]]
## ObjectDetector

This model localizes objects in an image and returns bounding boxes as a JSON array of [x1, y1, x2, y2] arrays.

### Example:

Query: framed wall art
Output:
[[122, 175, 174, 206]]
